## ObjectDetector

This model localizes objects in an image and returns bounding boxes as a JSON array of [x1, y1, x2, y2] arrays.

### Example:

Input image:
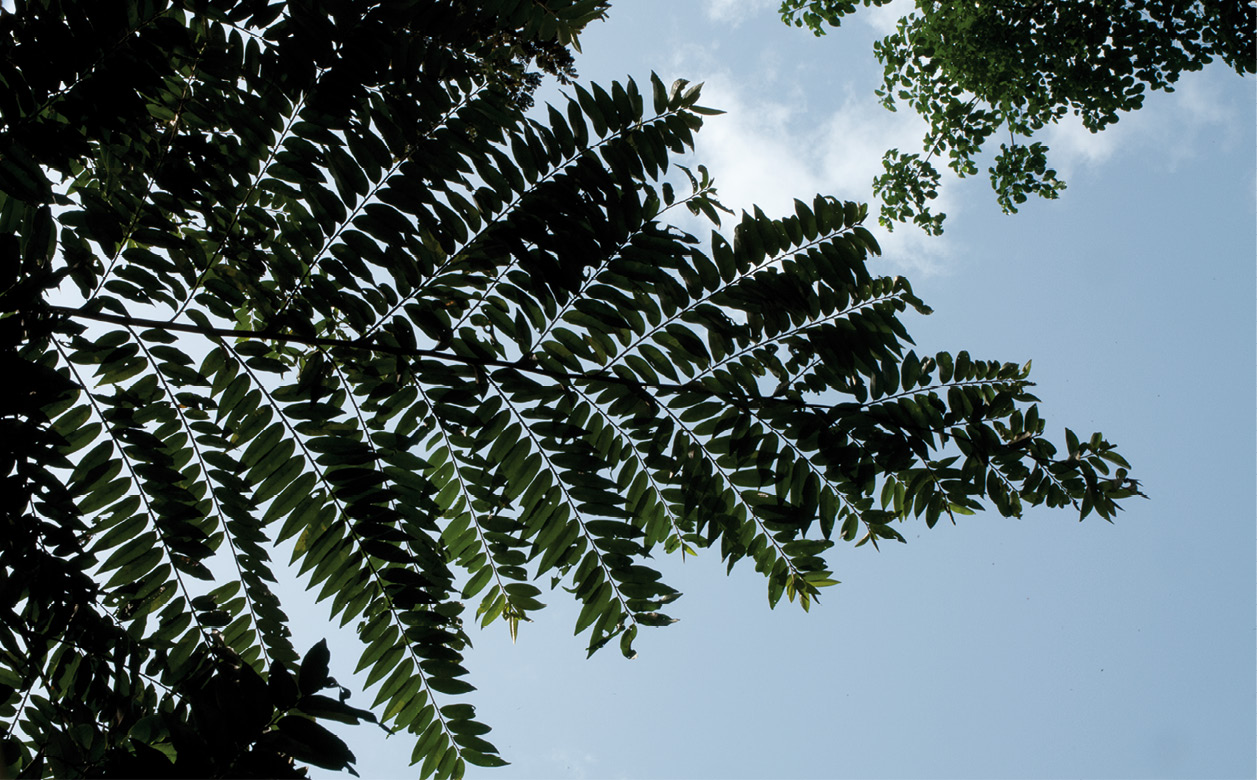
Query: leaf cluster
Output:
[[1, 0, 1139, 777], [780, 0, 1256, 232]]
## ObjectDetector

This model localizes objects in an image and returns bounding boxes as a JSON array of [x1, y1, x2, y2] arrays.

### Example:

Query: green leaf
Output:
[[9, 7, 1141, 773], [299, 640, 331, 696], [276, 716, 357, 772]]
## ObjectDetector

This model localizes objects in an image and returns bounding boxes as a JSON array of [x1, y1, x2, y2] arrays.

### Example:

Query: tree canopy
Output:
[[1, 0, 1139, 777], [780, 0, 1257, 233]]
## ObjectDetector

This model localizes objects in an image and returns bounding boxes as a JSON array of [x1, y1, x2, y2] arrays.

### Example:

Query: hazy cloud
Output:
[[1044, 69, 1241, 178], [860, 0, 915, 35], [702, 0, 777, 25], [663, 31, 1245, 280], [668, 69, 957, 276]]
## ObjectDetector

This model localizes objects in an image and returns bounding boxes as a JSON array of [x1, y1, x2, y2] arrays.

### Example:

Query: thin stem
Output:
[[48, 305, 830, 412], [129, 326, 280, 668]]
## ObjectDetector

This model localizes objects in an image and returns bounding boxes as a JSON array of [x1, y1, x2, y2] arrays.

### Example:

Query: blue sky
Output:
[[303, 3, 1256, 777]]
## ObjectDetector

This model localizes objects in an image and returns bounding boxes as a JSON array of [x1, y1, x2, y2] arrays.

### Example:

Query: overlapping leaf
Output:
[[0, 1, 1138, 778]]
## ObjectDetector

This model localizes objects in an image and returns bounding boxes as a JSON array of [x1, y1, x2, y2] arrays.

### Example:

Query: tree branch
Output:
[[48, 304, 816, 410]]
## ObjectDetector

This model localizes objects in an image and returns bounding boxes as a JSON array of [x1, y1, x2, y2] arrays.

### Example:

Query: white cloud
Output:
[[667, 70, 958, 277], [1042, 116, 1122, 169], [1044, 68, 1241, 179], [666, 30, 1244, 280], [703, 0, 777, 25], [861, 0, 915, 36]]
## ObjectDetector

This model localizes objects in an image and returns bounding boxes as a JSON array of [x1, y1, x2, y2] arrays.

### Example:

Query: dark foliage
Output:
[[780, 0, 1256, 232], [1, 0, 1138, 776]]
